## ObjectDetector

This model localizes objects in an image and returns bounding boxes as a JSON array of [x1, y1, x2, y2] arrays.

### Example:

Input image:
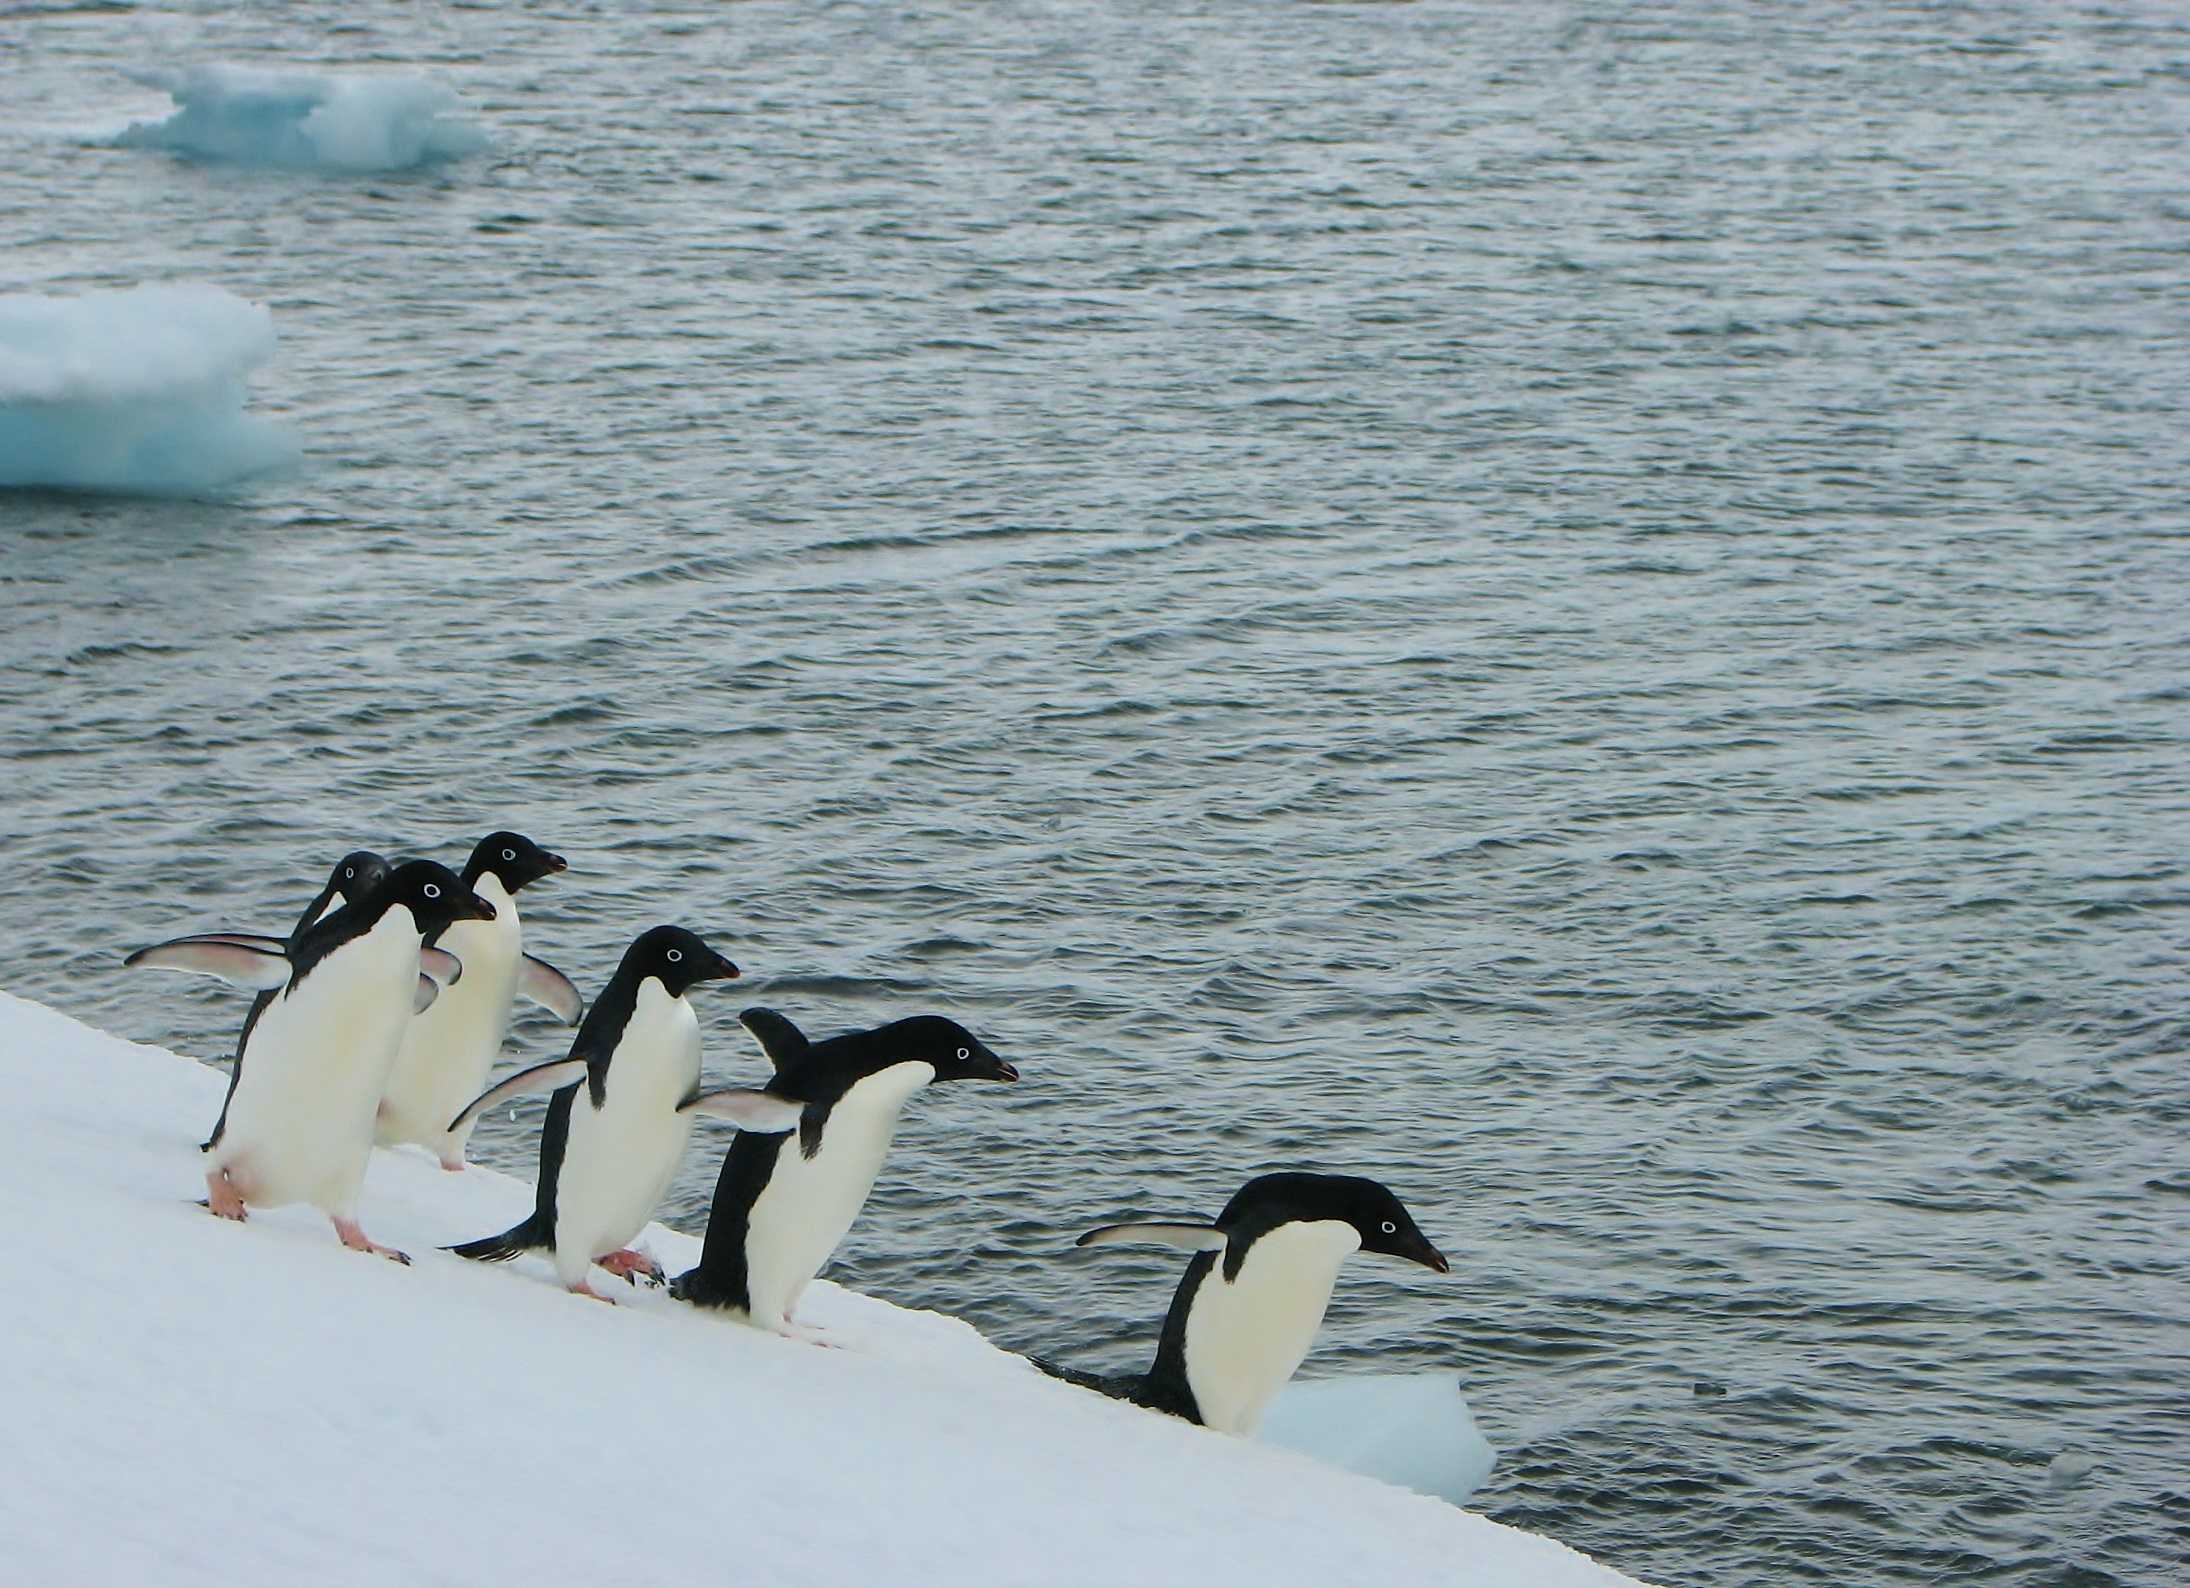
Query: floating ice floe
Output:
[[115, 64, 489, 172], [0, 986, 1634, 1587], [0, 283, 300, 496], [1261, 1371, 1499, 1505]]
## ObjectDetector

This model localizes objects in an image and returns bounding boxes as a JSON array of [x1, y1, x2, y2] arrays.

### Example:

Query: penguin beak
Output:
[[1412, 1239, 1450, 1275], [705, 952, 741, 982], [543, 852, 568, 875], [462, 892, 498, 923], [990, 1059, 1020, 1083]]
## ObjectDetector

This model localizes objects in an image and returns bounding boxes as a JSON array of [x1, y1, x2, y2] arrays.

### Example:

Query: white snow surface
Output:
[[0, 990, 1645, 1588], [115, 65, 489, 172], [0, 283, 298, 494]]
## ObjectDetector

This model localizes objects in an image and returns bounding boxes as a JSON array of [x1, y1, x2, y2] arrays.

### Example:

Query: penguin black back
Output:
[[446, 1083, 575, 1265]]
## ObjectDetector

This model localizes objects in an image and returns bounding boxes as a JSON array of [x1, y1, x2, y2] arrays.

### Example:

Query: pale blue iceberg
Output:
[[116, 65, 488, 172], [0, 284, 300, 496], [1259, 1372, 1498, 1505]]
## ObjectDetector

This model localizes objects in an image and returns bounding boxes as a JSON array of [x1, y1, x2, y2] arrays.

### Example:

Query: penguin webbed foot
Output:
[[332, 1217, 411, 1266], [568, 1281, 617, 1305], [774, 1316, 840, 1349], [597, 1247, 665, 1287], [204, 1170, 248, 1222]]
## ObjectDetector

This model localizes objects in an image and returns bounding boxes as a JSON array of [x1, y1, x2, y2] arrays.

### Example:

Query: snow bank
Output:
[[0, 284, 299, 495], [115, 65, 489, 172], [0, 989, 1644, 1588]]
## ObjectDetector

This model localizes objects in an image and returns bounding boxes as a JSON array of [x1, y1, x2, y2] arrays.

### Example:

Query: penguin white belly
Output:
[[550, 984, 701, 1284], [742, 1061, 934, 1325], [212, 910, 421, 1217], [1185, 1221, 1361, 1436], [376, 874, 520, 1158]]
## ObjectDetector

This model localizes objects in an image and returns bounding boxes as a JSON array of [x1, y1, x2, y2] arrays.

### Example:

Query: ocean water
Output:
[[4, 3, 2187, 1584]]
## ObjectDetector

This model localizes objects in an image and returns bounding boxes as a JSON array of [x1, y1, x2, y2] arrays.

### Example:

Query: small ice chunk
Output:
[[1257, 1373, 1498, 1506], [0, 284, 300, 496], [2047, 1451, 2095, 1489], [116, 65, 489, 172]]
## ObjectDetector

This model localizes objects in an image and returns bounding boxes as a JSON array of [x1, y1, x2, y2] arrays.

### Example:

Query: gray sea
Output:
[[5, 3, 2187, 1584]]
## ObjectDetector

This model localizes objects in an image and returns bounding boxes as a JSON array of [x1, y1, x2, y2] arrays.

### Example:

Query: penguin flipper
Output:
[[414, 974, 442, 1013], [678, 1087, 805, 1132], [445, 1057, 588, 1135], [123, 937, 292, 990], [737, 1007, 811, 1069], [1074, 1221, 1228, 1253], [419, 946, 464, 986], [517, 955, 585, 1025], [148, 930, 289, 954]]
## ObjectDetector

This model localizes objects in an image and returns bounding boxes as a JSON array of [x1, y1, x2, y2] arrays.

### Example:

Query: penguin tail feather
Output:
[[1027, 1355, 1146, 1403], [445, 1216, 546, 1264]]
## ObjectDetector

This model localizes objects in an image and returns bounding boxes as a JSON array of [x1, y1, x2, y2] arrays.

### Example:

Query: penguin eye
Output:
[[1380, 1220, 1396, 1234], [423, 883, 441, 899], [956, 1046, 969, 1060], [343, 867, 353, 878], [502, 848, 515, 861], [667, 949, 683, 963]]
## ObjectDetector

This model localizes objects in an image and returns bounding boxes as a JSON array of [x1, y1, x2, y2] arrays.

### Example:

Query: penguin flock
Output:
[[127, 831, 1450, 1439]]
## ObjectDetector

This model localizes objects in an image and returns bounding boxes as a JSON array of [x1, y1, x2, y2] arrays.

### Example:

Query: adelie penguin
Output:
[[1035, 1172, 1449, 1436], [670, 1008, 1017, 1340], [442, 926, 805, 1302], [199, 848, 392, 1154], [126, 859, 496, 1262], [375, 832, 584, 1172]]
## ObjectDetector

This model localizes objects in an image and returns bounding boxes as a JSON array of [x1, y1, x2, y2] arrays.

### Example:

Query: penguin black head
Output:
[[1221, 1172, 1448, 1273], [379, 859, 498, 933], [328, 850, 391, 903], [465, 831, 568, 894], [878, 1015, 1018, 1083], [623, 925, 740, 998]]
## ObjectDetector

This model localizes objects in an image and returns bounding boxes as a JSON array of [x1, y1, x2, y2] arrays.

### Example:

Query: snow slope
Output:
[[0, 990, 1644, 1588]]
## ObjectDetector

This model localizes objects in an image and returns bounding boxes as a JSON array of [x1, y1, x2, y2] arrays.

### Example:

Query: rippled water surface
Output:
[[5, 3, 2188, 1584]]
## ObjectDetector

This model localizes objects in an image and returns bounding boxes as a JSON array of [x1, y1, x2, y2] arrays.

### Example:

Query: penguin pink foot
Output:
[[776, 1316, 840, 1349], [598, 1248, 663, 1286], [205, 1169, 247, 1222], [568, 1281, 615, 1304], [438, 1156, 466, 1173], [332, 1217, 411, 1266]]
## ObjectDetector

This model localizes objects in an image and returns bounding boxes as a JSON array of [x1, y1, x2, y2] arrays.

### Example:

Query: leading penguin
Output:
[[1035, 1172, 1448, 1435], [441, 926, 804, 1301], [127, 859, 496, 1262], [670, 1007, 1017, 1339], [375, 831, 583, 1171], [202, 848, 392, 1154]]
